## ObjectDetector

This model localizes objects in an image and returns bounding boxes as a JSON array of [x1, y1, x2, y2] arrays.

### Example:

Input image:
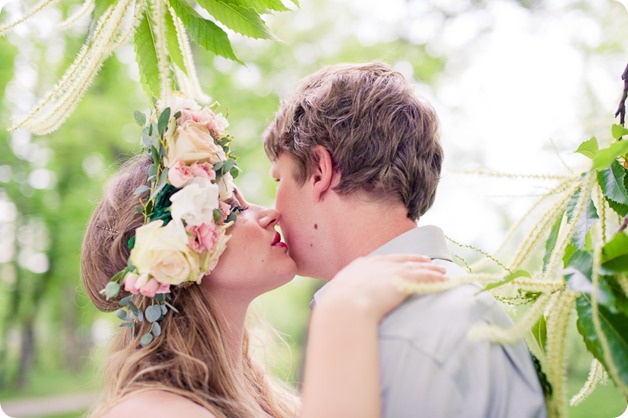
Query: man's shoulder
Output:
[[379, 279, 514, 361]]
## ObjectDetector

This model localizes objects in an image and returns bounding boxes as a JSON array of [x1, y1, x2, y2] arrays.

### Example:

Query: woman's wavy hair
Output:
[[81, 154, 299, 418]]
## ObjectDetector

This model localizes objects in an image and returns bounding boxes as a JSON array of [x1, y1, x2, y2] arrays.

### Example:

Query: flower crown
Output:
[[101, 92, 241, 346]]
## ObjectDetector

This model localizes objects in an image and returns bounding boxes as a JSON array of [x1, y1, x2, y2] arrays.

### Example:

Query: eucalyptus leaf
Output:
[[120, 322, 135, 328], [152, 321, 162, 337], [134, 184, 150, 196], [140, 333, 154, 347], [145, 305, 163, 323], [158, 107, 171, 136], [115, 309, 128, 320], [104, 282, 121, 300], [119, 294, 133, 306], [134, 110, 147, 126], [575, 295, 628, 388]]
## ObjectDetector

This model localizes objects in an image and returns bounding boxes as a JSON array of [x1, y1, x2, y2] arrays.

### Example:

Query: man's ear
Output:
[[309, 145, 337, 201]]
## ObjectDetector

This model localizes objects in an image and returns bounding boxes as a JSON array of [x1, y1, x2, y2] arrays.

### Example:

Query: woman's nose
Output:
[[258, 207, 279, 228]]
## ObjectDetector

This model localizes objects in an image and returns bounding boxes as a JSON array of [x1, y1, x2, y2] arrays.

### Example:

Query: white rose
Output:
[[165, 121, 224, 166], [159, 91, 200, 116], [170, 177, 220, 227], [129, 220, 200, 285]]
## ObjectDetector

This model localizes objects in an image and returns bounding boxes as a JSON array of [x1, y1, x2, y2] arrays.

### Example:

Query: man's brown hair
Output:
[[263, 61, 443, 220]]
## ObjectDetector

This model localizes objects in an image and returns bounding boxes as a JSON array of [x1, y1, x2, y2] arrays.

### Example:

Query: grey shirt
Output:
[[313, 226, 547, 418]]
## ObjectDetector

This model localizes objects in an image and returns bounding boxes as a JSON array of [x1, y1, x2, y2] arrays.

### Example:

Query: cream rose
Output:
[[179, 107, 229, 138], [170, 178, 220, 227], [129, 220, 200, 285], [217, 172, 235, 201], [165, 121, 224, 166]]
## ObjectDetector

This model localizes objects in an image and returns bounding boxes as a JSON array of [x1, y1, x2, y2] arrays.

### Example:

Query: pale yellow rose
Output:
[[130, 220, 200, 285], [165, 121, 224, 166]]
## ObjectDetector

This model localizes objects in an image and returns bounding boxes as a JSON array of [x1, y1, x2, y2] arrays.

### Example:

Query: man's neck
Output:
[[321, 199, 417, 281]]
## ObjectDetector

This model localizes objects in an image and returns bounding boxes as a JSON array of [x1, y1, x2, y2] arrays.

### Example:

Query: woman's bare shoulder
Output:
[[101, 390, 216, 418]]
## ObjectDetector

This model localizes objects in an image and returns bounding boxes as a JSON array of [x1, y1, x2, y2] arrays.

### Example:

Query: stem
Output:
[[615, 61, 628, 126]]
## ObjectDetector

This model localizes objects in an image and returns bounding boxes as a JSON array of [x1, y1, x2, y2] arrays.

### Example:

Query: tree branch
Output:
[[614, 61, 628, 125]]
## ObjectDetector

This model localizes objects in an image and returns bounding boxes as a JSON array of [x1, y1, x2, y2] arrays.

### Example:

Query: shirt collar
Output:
[[311, 225, 452, 308]]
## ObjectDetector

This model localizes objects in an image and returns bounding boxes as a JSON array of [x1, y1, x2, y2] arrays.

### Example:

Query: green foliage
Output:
[[196, 0, 275, 40], [134, 11, 161, 99], [169, 0, 242, 63]]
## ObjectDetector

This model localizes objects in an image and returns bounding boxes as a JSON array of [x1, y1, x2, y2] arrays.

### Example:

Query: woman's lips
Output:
[[272, 232, 288, 248]]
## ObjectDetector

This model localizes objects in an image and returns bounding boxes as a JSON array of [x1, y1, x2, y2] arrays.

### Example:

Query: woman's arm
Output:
[[299, 254, 446, 418]]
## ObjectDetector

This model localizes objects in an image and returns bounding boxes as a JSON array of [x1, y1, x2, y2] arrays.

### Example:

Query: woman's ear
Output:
[[309, 145, 337, 201]]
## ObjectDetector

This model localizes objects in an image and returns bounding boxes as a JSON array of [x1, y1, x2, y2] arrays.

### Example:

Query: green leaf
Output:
[[612, 124, 628, 140], [164, 8, 187, 73], [103, 282, 121, 300], [575, 295, 628, 389], [145, 305, 163, 323], [543, 211, 564, 271], [140, 333, 154, 347], [566, 190, 598, 249], [575, 137, 598, 160], [481, 270, 531, 292], [134, 11, 161, 99], [213, 208, 222, 223], [531, 315, 547, 353], [592, 140, 628, 171], [236, 0, 290, 12], [598, 160, 628, 205], [134, 110, 147, 126], [601, 232, 628, 274], [158, 107, 171, 136], [197, 0, 274, 39], [169, 0, 242, 63]]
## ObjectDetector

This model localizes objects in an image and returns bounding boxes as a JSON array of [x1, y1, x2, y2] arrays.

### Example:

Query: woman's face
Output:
[[204, 189, 297, 299]]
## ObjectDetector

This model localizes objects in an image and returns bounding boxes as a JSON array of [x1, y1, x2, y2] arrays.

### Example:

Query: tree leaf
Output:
[[164, 7, 187, 74], [592, 140, 628, 171], [480, 270, 531, 292], [543, 210, 564, 271], [197, 0, 274, 39], [575, 137, 598, 160], [575, 295, 628, 389], [601, 232, 628, 274], [235, 0, 290, 12], [566, 190, 598, 249], [597, 160, 628, 205], [168, 0, 242, 63], [612, 124, 628, 140], [134, 11, 161, 100]]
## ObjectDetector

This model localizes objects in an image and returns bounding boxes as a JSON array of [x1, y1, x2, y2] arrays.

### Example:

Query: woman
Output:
[[80, 94, 445, 418]]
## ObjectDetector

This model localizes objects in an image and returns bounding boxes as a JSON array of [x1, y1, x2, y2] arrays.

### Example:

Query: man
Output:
[[263, 61, 546, 417]]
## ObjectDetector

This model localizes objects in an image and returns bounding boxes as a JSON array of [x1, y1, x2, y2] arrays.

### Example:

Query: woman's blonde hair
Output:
[[81, 154, 299, 417]]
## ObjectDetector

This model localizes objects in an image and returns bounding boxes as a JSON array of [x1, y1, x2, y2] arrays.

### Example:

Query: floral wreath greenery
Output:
[[100, 92, 241, 347]]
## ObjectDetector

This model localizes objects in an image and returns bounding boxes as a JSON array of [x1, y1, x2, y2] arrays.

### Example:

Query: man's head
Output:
[[264, 61, 443, 277]]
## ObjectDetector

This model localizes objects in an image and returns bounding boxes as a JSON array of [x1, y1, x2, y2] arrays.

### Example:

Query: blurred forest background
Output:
[[0, 0, 627, 417]]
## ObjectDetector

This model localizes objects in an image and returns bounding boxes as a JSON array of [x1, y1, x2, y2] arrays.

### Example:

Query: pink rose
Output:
[[187, 222, 220, 253], [219, 201, 231, 223], [123, 272, 139, 294], [139, 278, 160, 297], [156, 283, 171, 294], [179, 108, 229, 138], [168, 161, 194, 188], [189, 162, 216, 181]]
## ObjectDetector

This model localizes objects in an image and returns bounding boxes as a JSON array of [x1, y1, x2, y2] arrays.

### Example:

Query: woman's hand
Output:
[[301, 255, 446, 418], [317, 254, 447, 323]]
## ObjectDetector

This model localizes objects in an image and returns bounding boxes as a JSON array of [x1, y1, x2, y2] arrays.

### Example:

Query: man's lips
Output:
[[272, 232, 288, 248]]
